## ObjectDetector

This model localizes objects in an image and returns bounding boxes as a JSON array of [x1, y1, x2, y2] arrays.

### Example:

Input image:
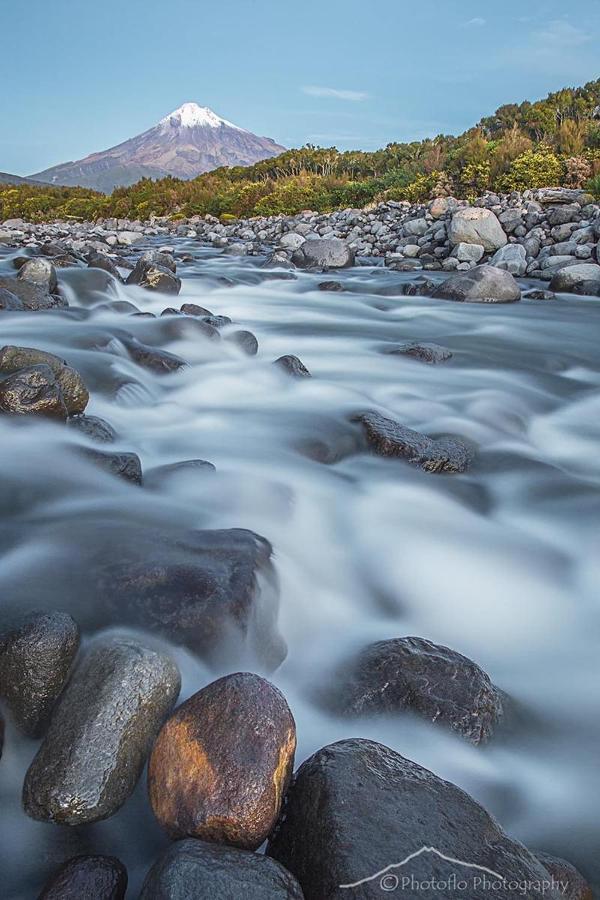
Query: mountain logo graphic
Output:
[[339, 845, 506, 891]]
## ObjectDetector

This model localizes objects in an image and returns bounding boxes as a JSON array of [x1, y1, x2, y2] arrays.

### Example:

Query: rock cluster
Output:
[[2, 186, 600, 296]]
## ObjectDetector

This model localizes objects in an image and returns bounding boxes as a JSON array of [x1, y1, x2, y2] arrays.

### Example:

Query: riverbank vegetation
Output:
[[2, 79, 600, 223]]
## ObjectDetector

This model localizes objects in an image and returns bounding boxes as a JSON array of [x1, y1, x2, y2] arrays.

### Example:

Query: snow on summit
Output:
[[161, 102, 245, 131]]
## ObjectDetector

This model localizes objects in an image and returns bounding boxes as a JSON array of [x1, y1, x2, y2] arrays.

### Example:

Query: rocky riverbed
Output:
[[0, 218, 599, 898]]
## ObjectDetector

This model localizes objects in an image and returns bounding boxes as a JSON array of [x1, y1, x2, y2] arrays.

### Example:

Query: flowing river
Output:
[[1, 240, 599, 897]]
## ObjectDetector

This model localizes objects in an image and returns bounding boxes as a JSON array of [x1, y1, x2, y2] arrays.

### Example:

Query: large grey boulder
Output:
[[490, 243, 527, 276], [448, 207, 507, 252], [17, 257, 58, 295], [278, 232, 306, 251], [23, 636, 180, 825], [267, 739, 563, 900], [292, 239, 354, 269], [403, 216, 429, 237], [549, 263, 600, 296], [433, 265, 521, 303]]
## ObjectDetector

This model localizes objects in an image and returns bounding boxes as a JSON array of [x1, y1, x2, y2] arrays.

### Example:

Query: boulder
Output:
[[148, 673, 296, 849], [384, 342, 452, 364], [0, 345, 89, 415], [81, 448, 143, 485], [323, 637, 504, 744], [273, 355, 312, 377], [490, 244, 527, 276], [0, 275, 66, 310], [87, 251, 122, 280], [0, 365, 68, 420], [23, 636, 180, 825], [533, 852, 593, 900], [180, 302, 213, 317], [116, 230, 144, 246], [433, 265, 521, 303], [17, 257, 58, 295], [292, 239, 354, 269], [138, 264, 181, 294], [357, 410, 472, 473], [549, 263, 600, 296], [317, 281, 346, 292], [267, 739, 563, 900], [121, 337, 186, 373], [139, 839, 304, 900], [452, 242, 485, 263], [279, 233, 306, 251], [225, 330, 259, 355], [403, 217, 429, 237], [429, 197, 451, 219], [67, 413, 117, 443], [0, 611, 80, 738], [448, 208, 507, 252], [535, 188, 590, 205], [37, 855, 127, 900]]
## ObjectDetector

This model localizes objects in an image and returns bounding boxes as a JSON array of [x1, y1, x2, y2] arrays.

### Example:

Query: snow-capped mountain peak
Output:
[[160, 102, 244, 131]]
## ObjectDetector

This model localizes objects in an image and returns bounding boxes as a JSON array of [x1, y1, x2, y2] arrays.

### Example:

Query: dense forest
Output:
[[2, 79, 600, 223]]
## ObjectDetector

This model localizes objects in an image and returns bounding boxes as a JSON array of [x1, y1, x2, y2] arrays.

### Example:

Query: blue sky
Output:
[[1, 0, 598, 175]]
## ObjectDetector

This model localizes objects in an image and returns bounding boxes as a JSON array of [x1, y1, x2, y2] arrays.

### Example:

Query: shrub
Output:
[[497, 148, 563, 191]]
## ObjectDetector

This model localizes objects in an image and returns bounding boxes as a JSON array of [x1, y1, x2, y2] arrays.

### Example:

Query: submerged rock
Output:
[[317, 280, 346, 292], [80, 448, 143, 484], [274, 355, 312, 377], [122, 337, 186, 373], [67, 413, 117, 443], [139, 839, 304, 900], [324, 636, 504, 744], [37, 855, 128, 900], [0, 611, 80, 738], [267, 739, 562, 900], [0, 364, 68, 420], [23, 635, 180, 825], [0, 286, 24, 310], [383, 342, 452, 364], [357, 410, 472, 473], [226, 329, 259, 355], [145, 458, 215, 488], [433, 265, 521, 303], [148, 673, 296, 849]]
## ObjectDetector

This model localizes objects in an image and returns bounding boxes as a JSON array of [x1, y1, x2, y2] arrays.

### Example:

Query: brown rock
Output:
[[37, 854, 127, 900], [0, 365, 68, 420], [0, 345, 89, 414], [533, 852, 593, 900], [148, 672, 296, 850]]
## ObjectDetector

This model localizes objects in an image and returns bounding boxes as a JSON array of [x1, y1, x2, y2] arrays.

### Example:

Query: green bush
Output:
[[497, 148, 563, 191]]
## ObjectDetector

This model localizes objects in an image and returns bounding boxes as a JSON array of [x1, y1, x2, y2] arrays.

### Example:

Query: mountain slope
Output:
[[30, 103, 286, 193], [0, 172, 45, 186]]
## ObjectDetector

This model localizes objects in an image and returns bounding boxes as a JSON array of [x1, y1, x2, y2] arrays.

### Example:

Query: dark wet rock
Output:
[[11, 255, 30, 270], [274, 355, 311, 378], [523, 289, 556, 301], [160, 315, 220, 341], [383, 342, 452, 364], [324, 637, 504, 745], [127, 250, 177, 283], [23, 635, 180, 826], [0, 611, 80, 738], [67, 413, 116, 444], [433, 265, 521, 303], [160, 307, 181, 316], [357, 410, 472, 473], [292, 239, 354, 270], [533, 852, 593, 900], [0, 365, 68, 420], [180, 302, 214, 317], [203, 314, 232, 328], [0, 345, 89, 415], [81, 448, 143, 484], [95, 527, 284, 669], [148, 673, 296, 849], [0, 274, 67, 310], [0, 286, 24, 310], [131, 263, 181, 294], [96, 299, 140, 314], [87, 252, 122, 280], [18, 257, 58, 295], [226, 329, 259, 355], [145, 458, 215, 488], [139, 839, 304, 900], [267, 739, 562, 900], [122, 337, 186, 373], [37, 854, 128, 900], [318, 281, 346, 292], [399, 276, 438, 297]]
